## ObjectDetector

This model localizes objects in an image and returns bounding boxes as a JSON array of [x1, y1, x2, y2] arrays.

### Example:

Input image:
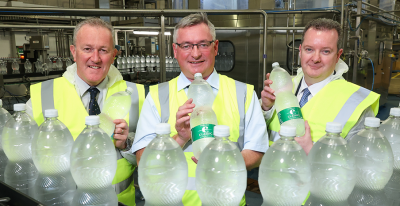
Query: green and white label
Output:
[[277, 107, 303, 124], [191, 124, 215, 142]]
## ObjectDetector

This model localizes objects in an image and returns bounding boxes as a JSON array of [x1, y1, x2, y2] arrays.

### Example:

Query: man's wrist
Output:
[[120, 137, 132, 152]]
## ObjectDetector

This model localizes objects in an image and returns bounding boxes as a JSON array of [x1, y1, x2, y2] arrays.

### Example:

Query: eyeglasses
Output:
[[175, 41, 214, 51]]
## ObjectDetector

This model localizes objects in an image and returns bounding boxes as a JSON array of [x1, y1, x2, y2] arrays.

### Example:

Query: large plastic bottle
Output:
[[31, 109, 75, 205], [196, 125, 247, 205], [259, 125, 311, 206], [99, 87, 134, 141], [380, 108, 400, 205], [0, 99, 11, 182], [24, 59, 32, 73], [305, 122, 356, 206], [188, 73, 218, 159], [70, 116, 118, 206], [348, 117, 394, 206], [139, 123, 188, 206], [12, 58, 19, 74], [270, 62, 305, 137], [3, 103, 38, 196]]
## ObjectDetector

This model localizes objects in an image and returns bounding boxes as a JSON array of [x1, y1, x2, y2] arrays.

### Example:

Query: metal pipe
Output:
[[160, 15, 166, 82], [341, 0, 344, 28], [124, 31, 128, 57], [292, 0, 296, 75], [352, 0, 361, 84], [262, 10, 268, 85], [0, 25, 265, 30]]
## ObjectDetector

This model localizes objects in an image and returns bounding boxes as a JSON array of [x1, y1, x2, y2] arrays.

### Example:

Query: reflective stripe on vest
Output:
[[268, 79, 379, 142], [150, 74, 252, 206]]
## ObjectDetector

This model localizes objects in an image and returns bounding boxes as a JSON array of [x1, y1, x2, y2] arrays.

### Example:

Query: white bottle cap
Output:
[[156, 123, 170, 134], [14, 103, 26, 111], [194, 73, 202, 78], [44, 109, 58, 118], [214, 125, 230, 137], [0, 99, 2, 107], [85, 115, 100, 125], [280, 125, 296, 137], [326, 122, 342, 133], [272, 62, 280, 67], [364, 117, 380, 127], [390, 108, 400, 117], [126, 87, 135, 95]]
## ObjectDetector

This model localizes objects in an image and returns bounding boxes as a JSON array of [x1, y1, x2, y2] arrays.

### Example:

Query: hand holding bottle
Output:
[[113, 119, 129, 149], [261, 73, 276, 111], [173, 98, 194, 147]]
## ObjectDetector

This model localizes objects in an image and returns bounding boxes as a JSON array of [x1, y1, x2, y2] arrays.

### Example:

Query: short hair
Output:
[[173, 12, 216, 43], [73, 17, 115, 46], [302, 18, 342, 51]]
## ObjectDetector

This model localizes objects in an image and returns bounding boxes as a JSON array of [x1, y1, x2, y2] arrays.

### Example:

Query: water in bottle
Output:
[[259, 125, 311, 206], [139, 123, 188, 206], [24, 59, 32, 73], [56, 57, 63, 70], [196, 125, 246, 205], [270, 62, 305, 136], [66, 58, 72, 67], [0, 60, 6, 74], [70, 116, 117, 205], [380, 108, 400, 205], [12, 58, 19, 74], [348, 117, 394, 206], [187, 73, 215, 108], [99, 87, 134, 141], [0, 99, 11, 182], [305, 122, 356, 206]]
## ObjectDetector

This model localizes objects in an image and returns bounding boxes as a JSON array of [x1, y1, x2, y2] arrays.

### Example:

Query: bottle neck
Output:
[[45, 117, 58, 121], [215, 136, 229, 141], [364, 126, 379, 130], [391, 115, 400, 120], [280, 135, 295, 141], [86, 124, 100, 129], [125, 89, 132, 95], [325, 131, 341, 137], [156, 133, 170, 138]]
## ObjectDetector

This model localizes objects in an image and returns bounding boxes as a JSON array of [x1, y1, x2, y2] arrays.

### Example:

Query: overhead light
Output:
[[133, 31, 171, 35]]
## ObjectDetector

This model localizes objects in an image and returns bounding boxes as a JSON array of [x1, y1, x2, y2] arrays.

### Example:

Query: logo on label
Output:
[[191, 124, 215, 142], [277, 107, 303, 124]]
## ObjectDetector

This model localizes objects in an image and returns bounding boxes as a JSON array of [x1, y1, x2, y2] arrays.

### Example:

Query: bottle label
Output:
[[277, 107, 303, 124], [191, 124, 215, 142]]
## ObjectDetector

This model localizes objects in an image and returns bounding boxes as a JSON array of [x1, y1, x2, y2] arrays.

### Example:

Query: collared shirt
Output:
[[132, 69, 269, 154], [296, 71, 334, 101], [74, 72, 109, 111]]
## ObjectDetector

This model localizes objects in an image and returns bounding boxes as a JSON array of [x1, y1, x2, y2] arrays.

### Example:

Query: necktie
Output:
[[299, 88, 311, 108], [88, 87, 101, 115]]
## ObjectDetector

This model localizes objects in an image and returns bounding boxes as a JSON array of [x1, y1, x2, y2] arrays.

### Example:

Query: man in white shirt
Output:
[[261, 18, 379, 154]]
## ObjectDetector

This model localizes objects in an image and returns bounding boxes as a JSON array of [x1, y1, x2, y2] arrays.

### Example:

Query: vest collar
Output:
[[176, 68, 219, 92]]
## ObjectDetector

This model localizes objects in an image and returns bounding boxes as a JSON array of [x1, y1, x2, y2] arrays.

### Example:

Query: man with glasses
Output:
[[132, 12, 268, 205]]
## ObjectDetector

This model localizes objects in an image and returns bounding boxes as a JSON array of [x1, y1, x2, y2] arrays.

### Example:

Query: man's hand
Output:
[[172, 98, 195, 147], [113, 119, 129, 149], [260, 73, 276, 111], [294, 121, 313, 155]]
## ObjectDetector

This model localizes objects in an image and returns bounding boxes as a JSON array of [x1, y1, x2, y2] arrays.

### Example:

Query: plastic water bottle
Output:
[[70, 116, 118, 206], [270, 62, 305, 136], [259, 125, 311, 206], [305, 122, 356, 206], [35, 58, 42, 73], [99, 87, 134, 141], [188, 73, 218, 159], [56, 57, 63, 70], [66, 58, 72, 67], [0, 99, 11, 182], [348, 117, 394, 206], [380, 108, 400, 205], [138, 123, 188, 205], [12, 58, 19, 74], [24, 59, 32, 73], [196, 125, 246, 205]]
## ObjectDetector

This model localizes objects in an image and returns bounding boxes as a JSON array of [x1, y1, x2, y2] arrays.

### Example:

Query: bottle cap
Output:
[[364, 117, 380, 127], [44, 109, 58, 118], [85, 115, 100, 125], [194, 73, 202, 78], [0, 99, 2, 107], [272, 62, 280, 67], [390, 108, 400, 117], [326, 122, 342, 133], [14, 103, 26, 111], [156, 123, 170, 134], [214, 125, 230, 137], [280, 125, 296, 137], [126, 87, 135, 95]]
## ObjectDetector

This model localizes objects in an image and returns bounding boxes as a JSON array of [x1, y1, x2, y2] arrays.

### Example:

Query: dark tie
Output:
[[299, 88, 311, 108], [88, 87, 100, 115]]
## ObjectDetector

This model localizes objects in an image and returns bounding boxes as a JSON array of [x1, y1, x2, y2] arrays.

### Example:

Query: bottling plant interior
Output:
[[0, 0, 400, 206]]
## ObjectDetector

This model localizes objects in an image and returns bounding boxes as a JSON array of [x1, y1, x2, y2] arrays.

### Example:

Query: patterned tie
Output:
[[88, 87, 101, 115], [299, 88, 311, 108]]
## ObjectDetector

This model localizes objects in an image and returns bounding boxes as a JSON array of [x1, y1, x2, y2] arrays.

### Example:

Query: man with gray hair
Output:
[[261, 18, 379, 154], [27, 17, 145, 206], [132, 12, 268, 205]]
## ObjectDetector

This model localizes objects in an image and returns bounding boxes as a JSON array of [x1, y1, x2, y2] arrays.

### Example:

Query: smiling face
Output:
[[173, 23, 218, 80], [299, 27, 343, 86], [70, 24, 117, 86]]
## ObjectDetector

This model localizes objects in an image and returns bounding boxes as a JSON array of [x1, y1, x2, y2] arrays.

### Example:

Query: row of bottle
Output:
[[116, 55, 179, 70], [0, 57, 73, 74], [215, 52, 234, 70]]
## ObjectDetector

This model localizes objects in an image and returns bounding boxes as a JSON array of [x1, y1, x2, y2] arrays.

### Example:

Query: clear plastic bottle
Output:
[[66, 58, 72, 67], [380, 108, 400, 205], [270, 62, 305, 137], [138, 123, 188, 205], [35, 58, 43, 73], [70, 116, 117, 205], [24, 59, 32, 73], [348, 117, 394, 206], [305, 122, 356, 206], [187, 73, 215, 108], [4, 159, 38, 196], [99, 87, 134, 141], [0, 99, 11, 182], [259, 125, 311, 206], [0, 60, 6, 74], [56, 57, 63, 70], [46, 57, 53, 71], [12, 58, 19, 74], [196, 125, 246, 205]]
